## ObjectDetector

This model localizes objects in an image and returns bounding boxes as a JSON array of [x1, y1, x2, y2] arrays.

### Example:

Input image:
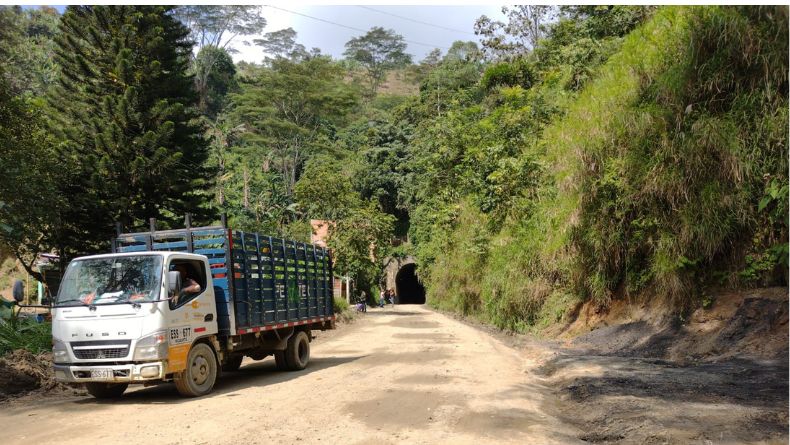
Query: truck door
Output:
[[166, 257, 218, 372]]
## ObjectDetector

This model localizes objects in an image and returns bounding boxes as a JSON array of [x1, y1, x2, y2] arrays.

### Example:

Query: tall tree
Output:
[[254, 27, 311, 63], [294, 157, 360, 221], [407, 48, 442, 85], [174, 6, 267, 116], [559, 6, 655, 38], [419, 41, 484, 116], [327, 201, 395, 297], [0, 70, 61, 279], [475, 6, 557, 59], [49, 6, 213, 251], [194, 46, 238, 119], [0, 7, 23, 91], [343, 27, 412, 95], [230, 56, 359, 199], [0, 6, 59, 96], [205, 116, 243, 207]]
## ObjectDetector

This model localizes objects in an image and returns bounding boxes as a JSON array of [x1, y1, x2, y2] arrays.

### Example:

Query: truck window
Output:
[[168, 259, 207, 309], [57, 256, 163, 306]]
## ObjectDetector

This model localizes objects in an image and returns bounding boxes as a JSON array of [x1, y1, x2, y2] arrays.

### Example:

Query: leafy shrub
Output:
[[333, 296, 349, 314], [0, 319, 51, 356], [421, 201, 488, 316], [480, 59, 535, 91]]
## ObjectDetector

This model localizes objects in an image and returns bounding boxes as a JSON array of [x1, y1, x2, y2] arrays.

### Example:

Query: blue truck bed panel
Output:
[[114, 227, 334, 336]]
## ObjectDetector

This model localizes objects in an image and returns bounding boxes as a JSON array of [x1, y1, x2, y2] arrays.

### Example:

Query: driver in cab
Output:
[[171, 263, 201, 305]]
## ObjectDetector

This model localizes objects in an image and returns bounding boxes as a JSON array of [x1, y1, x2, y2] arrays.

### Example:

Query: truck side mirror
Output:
[[12, 280, 24, 303], [167, 271, 182, 297]]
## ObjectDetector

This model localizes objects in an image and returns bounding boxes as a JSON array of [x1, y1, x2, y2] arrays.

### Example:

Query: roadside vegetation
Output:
[[0, 318, 51, 356], [409, 6, 788, 331], [0, 5, 786, 339]]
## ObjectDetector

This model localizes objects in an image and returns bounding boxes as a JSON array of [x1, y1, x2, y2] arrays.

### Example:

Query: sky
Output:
[[24, 5, 506, 64], [233, 5, 507, 63]]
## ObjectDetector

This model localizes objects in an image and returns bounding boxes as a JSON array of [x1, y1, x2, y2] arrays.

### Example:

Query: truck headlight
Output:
[[133, 331, 168, 361], [52, 338, 69, 364]]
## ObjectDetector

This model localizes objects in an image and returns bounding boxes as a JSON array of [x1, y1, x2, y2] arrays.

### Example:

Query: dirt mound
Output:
[[563, 287, 788, 362], [0, 350, 84, 401]]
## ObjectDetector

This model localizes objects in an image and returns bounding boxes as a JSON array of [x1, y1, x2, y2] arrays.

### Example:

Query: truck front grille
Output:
[[71, 340, 131, 360]]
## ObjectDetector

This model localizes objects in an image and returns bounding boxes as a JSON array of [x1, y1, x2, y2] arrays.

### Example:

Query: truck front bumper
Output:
[[54, 361, 167, 383]]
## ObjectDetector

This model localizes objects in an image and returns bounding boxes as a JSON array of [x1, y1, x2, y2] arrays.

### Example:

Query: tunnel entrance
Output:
[[395, 263, 425, 304]]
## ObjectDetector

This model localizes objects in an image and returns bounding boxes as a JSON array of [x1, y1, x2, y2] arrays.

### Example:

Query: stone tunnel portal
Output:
[[395, 263, 425, 304]]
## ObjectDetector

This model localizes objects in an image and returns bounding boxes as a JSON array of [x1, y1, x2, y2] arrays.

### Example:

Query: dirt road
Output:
[[1, 305, 786, 444], [0, 305, 578, 444]]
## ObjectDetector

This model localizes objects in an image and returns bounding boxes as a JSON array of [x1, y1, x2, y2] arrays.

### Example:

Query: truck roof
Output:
[[72, 251, 205, 261]]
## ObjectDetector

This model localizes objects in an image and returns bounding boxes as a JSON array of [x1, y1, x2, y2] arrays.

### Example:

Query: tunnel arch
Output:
[[395, 263, 425, 304]]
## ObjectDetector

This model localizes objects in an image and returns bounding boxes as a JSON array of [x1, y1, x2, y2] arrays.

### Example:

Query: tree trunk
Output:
[[243, 166, 250, 209], [217, 153, 225, 206], [14, 251, 44, 283]]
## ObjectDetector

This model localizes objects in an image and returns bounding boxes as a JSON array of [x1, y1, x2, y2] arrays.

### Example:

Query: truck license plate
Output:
[[90, 369, 113, 380]]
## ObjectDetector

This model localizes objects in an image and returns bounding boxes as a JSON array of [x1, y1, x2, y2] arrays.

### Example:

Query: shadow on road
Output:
[[366, 309, 424, 317], [71, 354, 366, 406]]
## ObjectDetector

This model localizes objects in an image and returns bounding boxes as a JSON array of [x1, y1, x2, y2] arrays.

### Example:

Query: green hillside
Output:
[[0, 5, 786, 332], [409, 6, 788, 330]]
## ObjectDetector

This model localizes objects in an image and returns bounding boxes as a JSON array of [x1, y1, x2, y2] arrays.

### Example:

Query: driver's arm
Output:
[[182, 278, 201, 294]]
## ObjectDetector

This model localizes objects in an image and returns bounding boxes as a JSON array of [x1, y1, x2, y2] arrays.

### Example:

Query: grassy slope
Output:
[[425, 6, 788, 334]]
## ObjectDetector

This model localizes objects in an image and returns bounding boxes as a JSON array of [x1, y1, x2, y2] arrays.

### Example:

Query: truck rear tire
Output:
[[174, 343, 218, 397], [85, 382, 128, 399], [285, 331, 310, 371], [221, 355, 243, 372], [274, 351, 289, 371]]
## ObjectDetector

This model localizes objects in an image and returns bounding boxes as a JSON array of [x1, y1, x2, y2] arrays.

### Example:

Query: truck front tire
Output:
[[174, 343, 218, 397], [85, 382, 128, 399]]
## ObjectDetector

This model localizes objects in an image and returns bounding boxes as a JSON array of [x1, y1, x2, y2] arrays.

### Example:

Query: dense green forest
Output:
[[0, 6, 786, 330]]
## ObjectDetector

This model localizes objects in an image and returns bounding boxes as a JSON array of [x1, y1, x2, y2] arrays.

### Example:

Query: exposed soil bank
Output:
[[562, 287, 788, 363], [539, 287, 789, 444]]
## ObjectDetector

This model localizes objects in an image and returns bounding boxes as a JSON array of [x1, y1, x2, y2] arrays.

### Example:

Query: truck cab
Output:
[[52, 251, 220, 398]]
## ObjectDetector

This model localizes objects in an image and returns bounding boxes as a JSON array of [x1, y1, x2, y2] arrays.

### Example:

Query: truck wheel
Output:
[[174, 343, 217, 397], [221, 355, 243, 372], [85, 382, 128, 399], [285, 331, 310, 371], [274, 351, 289, 371]]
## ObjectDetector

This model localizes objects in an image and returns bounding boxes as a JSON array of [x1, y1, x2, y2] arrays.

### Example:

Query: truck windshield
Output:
[[57, 256, 163, 306]]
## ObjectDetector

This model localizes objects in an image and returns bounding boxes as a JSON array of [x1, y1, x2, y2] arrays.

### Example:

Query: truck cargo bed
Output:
[[114, 227, 334, 336]]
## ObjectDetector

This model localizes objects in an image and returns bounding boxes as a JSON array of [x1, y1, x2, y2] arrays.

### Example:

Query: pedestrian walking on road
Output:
[[358, 291, 367, 312]]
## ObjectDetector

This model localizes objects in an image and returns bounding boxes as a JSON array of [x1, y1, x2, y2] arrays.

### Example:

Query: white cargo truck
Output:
[[45, 222, 335, 398]]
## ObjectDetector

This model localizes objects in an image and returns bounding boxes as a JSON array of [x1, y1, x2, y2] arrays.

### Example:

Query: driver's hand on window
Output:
[[182, 278, 201, 294], [80, 291, 96, 304]]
